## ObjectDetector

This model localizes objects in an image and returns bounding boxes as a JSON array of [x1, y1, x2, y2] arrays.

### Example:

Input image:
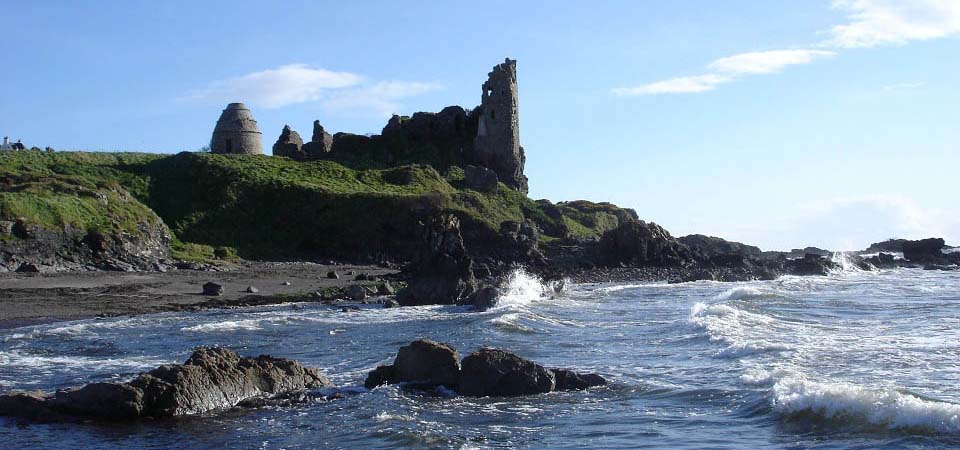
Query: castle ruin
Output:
[[474, 58, 527, 193], [210, 103, 263, 155], [264, 59, 528, 192]]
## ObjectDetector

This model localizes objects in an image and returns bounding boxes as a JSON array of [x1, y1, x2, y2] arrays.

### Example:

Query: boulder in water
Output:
[[551, 368, 607, 391], [465, 286, 499, 311], [458, 348, 555, 397], [364, 339, 460, 389], [0, 348, 333, 421]]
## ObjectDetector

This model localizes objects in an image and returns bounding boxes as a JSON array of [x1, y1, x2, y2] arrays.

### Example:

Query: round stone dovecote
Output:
[[210, 103, 263, 155]]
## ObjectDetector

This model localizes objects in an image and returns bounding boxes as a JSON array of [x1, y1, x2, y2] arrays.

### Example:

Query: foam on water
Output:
[[771, 376, 960, 433], [689, 302, 794, 356], [181, 319, 264, 332], [0, 349, 169, 374], [715, 286, 770, 301], [493, 268, 548, 308]]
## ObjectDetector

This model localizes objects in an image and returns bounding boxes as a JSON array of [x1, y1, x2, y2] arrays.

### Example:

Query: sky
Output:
[[1, 0, 957, 251]]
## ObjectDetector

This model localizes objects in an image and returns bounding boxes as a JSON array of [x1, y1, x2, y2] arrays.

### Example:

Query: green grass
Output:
[[0, 150, 639, 260]]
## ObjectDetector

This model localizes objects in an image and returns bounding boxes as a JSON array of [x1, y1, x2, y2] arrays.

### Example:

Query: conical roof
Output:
[[213, 103, 261, 134]]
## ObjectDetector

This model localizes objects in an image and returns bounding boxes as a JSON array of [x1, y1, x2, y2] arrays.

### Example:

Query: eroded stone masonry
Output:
[[214, 58, 528, 193]]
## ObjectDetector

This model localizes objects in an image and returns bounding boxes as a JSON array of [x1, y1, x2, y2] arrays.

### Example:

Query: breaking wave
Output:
[[493, 268, 549, 308], [181, 319, 264, 333], [714, 286, 770, 301], [771, 377, 960, 433], [689, 302, 793, 357]]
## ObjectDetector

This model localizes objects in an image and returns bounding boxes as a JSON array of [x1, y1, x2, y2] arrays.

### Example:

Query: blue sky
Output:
[[1, 0, 957, 250]]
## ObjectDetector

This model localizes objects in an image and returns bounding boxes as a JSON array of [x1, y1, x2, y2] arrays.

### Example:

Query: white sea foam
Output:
[[829, 252, 867, 274], [0, 350, 168, 375], [714, 286, 768, 301], [689, 302, 793, 357], [772, 377, 960, 433], [181, 319, 264, 332], [494, 268, 547, 308]]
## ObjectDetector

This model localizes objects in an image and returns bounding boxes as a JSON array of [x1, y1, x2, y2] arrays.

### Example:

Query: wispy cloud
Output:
[[183, 64, 441, 115], [613, 49, 833, 96], [880, 81, 925, 93], [829, 0, 960, 48], [612, 74, 731, 96], [707, 49, 836, 75], [321, 81, 443, 116], [615, 1, 958, 97]]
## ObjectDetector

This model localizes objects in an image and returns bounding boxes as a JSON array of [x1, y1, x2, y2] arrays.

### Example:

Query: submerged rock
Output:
[[0, 348, 333, 421]]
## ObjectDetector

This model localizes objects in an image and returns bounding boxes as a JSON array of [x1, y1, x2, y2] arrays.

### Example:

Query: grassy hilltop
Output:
[[0, 150, 636, 263]]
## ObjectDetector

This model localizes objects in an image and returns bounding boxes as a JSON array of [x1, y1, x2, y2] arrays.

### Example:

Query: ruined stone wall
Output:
[[473, 58, 527, 193]]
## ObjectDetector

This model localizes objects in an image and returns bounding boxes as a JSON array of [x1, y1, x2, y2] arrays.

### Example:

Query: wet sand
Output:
[[0, 261, 397, 329]]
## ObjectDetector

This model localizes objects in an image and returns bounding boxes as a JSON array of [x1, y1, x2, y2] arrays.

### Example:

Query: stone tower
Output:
[[210, 103, 263, 155], [474, 58, 527, 193]]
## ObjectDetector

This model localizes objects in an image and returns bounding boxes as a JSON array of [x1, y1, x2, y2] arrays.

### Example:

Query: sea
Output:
[[1, 263, 959, 449]]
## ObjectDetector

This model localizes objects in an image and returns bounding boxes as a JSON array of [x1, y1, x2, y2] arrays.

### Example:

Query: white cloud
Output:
[[614, 1, 960, 97], [829, 0, 960, 48], [880, 81, 925, 93], [707, 49, 836, 75], [611, 74, 731, 96], [321, 81, 443, 116], [183, 64, 440, 115], [613, 49, 831, 96], [183, 64, 363, 108]]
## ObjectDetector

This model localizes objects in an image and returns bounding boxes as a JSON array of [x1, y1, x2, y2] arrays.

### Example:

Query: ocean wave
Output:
[[490, 313, 537, 334], [772, 377, 960, 433], [714, 286, 770, 301], [493, 268, 548, 308], [0, 350, 168, 376], [181, 319, 264, 332], [689, 302, 793, 356]]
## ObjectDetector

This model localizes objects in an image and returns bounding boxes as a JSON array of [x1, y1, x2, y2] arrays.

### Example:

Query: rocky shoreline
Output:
[[0, 340, 606, 423]]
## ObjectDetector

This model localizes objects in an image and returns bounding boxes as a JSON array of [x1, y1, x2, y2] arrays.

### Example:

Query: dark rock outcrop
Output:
[[785, 253, 837, 276], [863, 239, 909, 254], [0, 215, 170, 273], [345, 285, 366, 301], [365, 339, 461, 389], [465, 286, 500, 311], [272, 125, 304, 159], [598, 220, 691, 267], [397, 214, 477, 306], [551, 368, 607, 391], [0, 348, 333, 421], [458, 348, 555, 397], [902, 238, 946, 263], [463, 165, 499, 193], [364, 341, 606, 397], [679, 234, 762, 260], [202, 282, 222, 296]]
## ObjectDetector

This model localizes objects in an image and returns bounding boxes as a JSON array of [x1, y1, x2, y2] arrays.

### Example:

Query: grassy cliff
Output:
[[0, 150, 637, 263]]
